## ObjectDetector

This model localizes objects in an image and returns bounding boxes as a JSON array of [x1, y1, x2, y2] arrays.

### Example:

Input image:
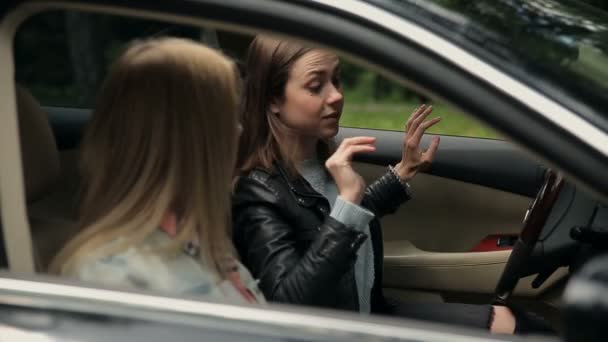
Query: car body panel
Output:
[[1, 0, 607, 339], [0, 275, 528, 342]]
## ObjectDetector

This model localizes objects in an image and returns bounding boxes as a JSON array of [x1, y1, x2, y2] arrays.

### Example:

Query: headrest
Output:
[[16, 85, 60, 203]]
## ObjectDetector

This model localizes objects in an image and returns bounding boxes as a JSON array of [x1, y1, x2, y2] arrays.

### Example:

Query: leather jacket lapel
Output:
[[274, 161, 326, 199], [274, 161, 331, 213]]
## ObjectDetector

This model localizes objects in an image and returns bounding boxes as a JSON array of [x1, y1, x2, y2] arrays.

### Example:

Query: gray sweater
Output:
[[298, 158, 375, 314]]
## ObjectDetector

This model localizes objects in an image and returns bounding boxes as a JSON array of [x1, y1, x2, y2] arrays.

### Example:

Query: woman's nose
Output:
[[327, 84, 344, 105]]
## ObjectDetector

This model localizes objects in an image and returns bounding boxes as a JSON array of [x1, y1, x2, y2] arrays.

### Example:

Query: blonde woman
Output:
[[50, 38, 264, 304]]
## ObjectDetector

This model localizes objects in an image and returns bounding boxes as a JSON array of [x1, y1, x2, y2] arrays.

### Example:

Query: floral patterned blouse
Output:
[[69, 214, 266, 305]]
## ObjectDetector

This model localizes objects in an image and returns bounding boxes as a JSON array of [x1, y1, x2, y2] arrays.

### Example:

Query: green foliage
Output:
[[339, 60, 499, 138], [336, 0, 608, 138], [340, 59, 420, 103], [18, 0, 608, 141], [341, 100, 501, 139]]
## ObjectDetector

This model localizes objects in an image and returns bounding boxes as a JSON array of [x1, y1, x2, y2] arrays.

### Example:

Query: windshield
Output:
[[368, 0, 608, 132]]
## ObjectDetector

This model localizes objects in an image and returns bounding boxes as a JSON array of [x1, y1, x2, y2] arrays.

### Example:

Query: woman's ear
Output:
[[269, 98, 281, 116]]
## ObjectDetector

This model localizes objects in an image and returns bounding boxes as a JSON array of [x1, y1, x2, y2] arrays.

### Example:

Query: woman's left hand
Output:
[[394, 104, 441, 182]]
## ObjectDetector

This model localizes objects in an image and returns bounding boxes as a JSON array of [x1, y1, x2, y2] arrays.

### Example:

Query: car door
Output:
[[337, 123, 557, 301], [2, 4, 552, 340], [4, 2, 605, 330]]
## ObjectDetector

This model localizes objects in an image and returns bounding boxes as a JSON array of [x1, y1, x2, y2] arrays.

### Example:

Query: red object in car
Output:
[[470, 234, 518, 252]]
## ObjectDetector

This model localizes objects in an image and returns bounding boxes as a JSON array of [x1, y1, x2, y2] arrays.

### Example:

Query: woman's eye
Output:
[[308, 83, 322, 93]]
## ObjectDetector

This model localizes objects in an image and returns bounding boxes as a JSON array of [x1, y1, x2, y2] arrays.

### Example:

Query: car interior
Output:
[[15, 84, 81, 270], [3, 3, 608, 337]]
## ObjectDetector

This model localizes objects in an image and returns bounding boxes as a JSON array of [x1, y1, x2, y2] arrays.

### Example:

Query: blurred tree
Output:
[[65, 12, 103, 105], [14, 1, 608, 106], [578, 0, 608, 10], [15, 10, 200, 107]]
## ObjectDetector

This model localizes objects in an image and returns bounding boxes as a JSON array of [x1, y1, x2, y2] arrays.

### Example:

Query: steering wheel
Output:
[[493, 169, 565, 305]]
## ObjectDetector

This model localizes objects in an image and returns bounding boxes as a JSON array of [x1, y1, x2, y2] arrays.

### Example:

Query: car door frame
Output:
[[0, 274, 535, 342], [1, 0, 607, 276]]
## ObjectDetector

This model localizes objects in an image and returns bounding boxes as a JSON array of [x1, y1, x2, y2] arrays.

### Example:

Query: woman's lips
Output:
[[323, 112, 340, 120]]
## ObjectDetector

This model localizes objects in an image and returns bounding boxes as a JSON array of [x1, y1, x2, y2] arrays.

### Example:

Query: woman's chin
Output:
[[320, 125, 339, 140]]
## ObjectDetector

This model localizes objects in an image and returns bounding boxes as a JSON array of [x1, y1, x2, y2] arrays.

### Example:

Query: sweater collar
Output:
[[273, 160, 326, 200]]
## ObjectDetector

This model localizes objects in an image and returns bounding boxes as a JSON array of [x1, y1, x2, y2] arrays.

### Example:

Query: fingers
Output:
[[338, 136, 376, 150], [327, 142, 375, 167], [409, 116, 441, 146], [344, 144, 376, 158], [423, 136, 440, 163], [408, 105, 434, 135], [331, 136, 376, 161], [406, 104, 428, 131]]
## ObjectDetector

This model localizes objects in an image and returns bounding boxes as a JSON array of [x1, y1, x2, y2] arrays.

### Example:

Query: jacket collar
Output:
[[273, 160, 326, 199]]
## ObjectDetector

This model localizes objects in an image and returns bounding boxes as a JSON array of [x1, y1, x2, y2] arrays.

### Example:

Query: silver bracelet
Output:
[[388, 165, 412, 198]]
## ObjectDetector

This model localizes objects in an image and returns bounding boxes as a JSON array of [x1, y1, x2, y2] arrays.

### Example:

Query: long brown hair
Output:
[[50, 38, 240, 277], [237, 36, 334, 175]]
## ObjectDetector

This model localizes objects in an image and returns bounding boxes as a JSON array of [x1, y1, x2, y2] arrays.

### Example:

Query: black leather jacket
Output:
[[232, 162, 409, 313]]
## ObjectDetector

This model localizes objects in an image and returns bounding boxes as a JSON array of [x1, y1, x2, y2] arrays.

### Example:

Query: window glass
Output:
[[369, 0, 608, 133], [14, 10, 497, 139], [14, 11, 248, 109], [340, 60, 500, 139]]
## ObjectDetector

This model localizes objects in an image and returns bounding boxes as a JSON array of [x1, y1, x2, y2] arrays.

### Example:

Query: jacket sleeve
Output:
[[362, 170, 410, 218], [232, 177, 366, 307]]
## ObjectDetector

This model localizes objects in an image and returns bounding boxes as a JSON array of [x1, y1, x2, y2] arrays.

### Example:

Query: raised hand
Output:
[[394, 104, 441, 182], [325, 136, 376, 204]]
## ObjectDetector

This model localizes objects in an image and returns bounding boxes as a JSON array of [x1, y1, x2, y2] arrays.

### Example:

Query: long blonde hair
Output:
[[49, 38, 240, 277]]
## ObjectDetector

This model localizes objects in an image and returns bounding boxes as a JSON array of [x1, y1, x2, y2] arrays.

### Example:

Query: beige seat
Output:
[[16, 85, 80, 271]]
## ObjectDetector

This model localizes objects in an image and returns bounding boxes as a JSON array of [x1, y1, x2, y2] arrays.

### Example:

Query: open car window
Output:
[[369, 0, 608, 133], [339, 59, 500, 138], [15, 10, 499, 140], [14, 11, 247, 109]]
